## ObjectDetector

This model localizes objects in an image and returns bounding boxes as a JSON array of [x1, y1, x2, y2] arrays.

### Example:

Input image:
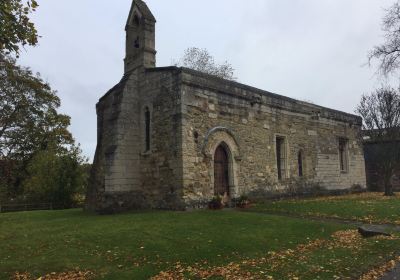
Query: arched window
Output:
[[134, 36, 140, 49], [133, 14, 140, 26], [145, 107, 150, 151], [298, 150, 303, 177]]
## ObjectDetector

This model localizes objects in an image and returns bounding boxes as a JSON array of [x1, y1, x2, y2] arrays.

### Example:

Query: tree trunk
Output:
[[384, 177, 395, 196]]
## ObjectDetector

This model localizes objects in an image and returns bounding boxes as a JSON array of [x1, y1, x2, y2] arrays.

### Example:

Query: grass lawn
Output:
[[249, 192, 400, 225], [0, 208, 400, 279]]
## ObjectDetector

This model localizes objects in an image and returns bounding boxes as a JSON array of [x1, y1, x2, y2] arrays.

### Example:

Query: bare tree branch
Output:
[[369, 1, 400, 76], [356, 86, 400, 195], [174, 47, 236, 81]]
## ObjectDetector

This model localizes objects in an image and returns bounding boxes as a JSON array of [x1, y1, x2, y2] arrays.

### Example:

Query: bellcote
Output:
[[124, 0, 156, 73]]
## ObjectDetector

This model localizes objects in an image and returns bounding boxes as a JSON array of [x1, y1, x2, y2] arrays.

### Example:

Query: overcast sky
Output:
[[18, 0, 396, 160]]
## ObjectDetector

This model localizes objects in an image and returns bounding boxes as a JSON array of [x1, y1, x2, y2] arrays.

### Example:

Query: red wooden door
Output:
[[214, 145, 229, 196]]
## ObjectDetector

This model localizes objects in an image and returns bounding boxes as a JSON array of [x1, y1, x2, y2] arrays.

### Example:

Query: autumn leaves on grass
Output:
[[255, 192, 400, 225], [12, 230, 400, 280], [151, 230, 399, 280], [13, 270, 94, 280]]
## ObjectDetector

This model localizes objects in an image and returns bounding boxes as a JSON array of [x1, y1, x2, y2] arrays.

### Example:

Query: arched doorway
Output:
[[202, 127, 241, 198], [214, 144, 230, 196]]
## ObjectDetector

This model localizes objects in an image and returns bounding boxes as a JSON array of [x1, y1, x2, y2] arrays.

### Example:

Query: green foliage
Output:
[[208, 195, 223, 209], [0, 0, 39, 56], [236, 195, 250, 207], [23, 146, 87, 207], [0, 55, 73, 161], [0, 55, 87, 205], [0, 1, 87, 206], [0, 158, 16, 199]]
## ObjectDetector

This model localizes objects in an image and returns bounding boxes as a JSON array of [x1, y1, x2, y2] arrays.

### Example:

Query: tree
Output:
[[175, 47, 236, 80], [356, 86, 400, 196], [0, 54, 86, 202], [0, 158, 17, 201], [369, 1, 400, 76], [0, 0, 88, 206], [0, 55, 73, 162], [0, 0, 39, 56], [23, 145, 87, 208]]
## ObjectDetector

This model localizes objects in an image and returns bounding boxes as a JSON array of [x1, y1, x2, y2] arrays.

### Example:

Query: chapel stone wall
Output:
[[86, 69, 184, 212], [137, 69, 185, 209], [179, 69, 366, 207]]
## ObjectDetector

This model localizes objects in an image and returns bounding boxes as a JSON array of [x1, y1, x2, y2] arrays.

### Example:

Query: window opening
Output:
[[134, 36, 140, 48], [133, 15, 140, 26], [145, 107, 150, 151], [276, 136, 287, 180], [339, 138, 348, 172], [298, 151, 303, 177]]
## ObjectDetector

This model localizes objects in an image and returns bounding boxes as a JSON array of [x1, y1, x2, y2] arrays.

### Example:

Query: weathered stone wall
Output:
[[138, 68, 184, 210], [86, 71, 136, 212], [179, 68, 366, 207], [87, 66, 367, 212], [86, 68, 184, 212], [87, 0, 367, 212]]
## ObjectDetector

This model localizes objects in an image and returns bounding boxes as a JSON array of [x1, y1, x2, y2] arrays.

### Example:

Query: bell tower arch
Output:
[[124, 0, 156, 72]]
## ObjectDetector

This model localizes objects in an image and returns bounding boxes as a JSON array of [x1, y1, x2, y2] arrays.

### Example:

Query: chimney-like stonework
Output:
[[124, 0, 156, 72]]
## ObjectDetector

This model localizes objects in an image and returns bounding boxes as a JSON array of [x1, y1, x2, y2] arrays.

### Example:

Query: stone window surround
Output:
[[338, 137, 349, 173], [274, 133, 290, 180], [140, 103, 153, 155]]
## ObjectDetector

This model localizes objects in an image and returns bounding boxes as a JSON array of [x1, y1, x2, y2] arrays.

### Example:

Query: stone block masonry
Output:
[[179, 69, 366, 206], [85, 0, 366, 213]]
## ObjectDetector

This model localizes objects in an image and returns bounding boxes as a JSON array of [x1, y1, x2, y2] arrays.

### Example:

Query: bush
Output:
[[208, 195, 223, 210], [236, 195, 251, 208], [22, 147, 87, 208]]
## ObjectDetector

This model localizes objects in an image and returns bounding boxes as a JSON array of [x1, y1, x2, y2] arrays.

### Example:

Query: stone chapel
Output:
[[86, 0, 366, 213]]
